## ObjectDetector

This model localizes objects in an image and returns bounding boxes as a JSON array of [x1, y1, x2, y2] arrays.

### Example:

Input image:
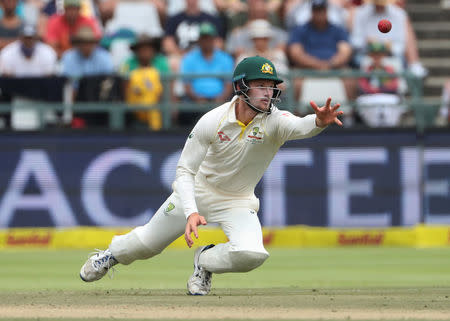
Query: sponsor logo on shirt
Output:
[[246, 126, 264, 144], [217, 131, 231, 142], [164, 202, 175, 214]]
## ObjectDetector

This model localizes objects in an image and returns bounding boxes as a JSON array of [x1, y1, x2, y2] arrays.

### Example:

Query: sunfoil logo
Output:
[[338, 233, 385, 246]]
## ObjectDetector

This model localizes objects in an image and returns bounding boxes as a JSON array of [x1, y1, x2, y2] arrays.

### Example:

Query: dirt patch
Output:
[[1, 305, 450, 320]]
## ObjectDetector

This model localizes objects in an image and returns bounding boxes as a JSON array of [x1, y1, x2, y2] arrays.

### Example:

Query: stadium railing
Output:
[[0, 70, 441, 132]]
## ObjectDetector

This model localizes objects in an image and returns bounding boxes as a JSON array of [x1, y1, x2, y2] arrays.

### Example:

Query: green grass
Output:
[[0, 247, 449, 320], [1, 247, 449, 290]]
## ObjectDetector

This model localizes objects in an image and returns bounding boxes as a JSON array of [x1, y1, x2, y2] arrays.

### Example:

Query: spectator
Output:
[[288, 0, 353, 97], [163, 0, 224, 59], [226, 0, 287, 58], [0, 0, 23, 20], [99, 0, 167, 28], [356, 41, 404, 127], [39, 0, 98, 36], [120, 34, 170, 77], [0, 24, 57, 76], [126, 64, 163, 130], [288, 0, 351, 70], [123, 34, 166, 131], [284, 0, 349, 30], [163, 0, 225, 71], [167, 0, 218, 16], [163, 0, 225, 98], [44, 0, 101, 57], [42, 0, 97, 19], [236, 19, 288, 87], [358, 41, 398, 95], [0, 0, 23, 49], [61, 25, 113, 78], [227, 0, 282, 30], [350, 0, 426, 77], [125, 65, 163, 131], [179, 21, 233, 125]]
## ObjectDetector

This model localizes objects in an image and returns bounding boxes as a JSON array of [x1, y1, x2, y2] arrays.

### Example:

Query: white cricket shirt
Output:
[[0, 40, 57, 77], [175, 96, 325, 218]]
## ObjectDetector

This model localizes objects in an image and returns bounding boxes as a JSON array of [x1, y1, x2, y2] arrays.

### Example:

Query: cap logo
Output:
[[261, 63, 273, 74]]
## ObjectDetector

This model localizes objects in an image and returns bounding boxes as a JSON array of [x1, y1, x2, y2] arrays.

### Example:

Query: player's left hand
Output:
[[311, 97, 344, 128]]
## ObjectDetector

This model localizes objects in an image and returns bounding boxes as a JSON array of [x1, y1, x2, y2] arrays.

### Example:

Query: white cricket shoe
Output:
[[80, 249, 118, 282], [187, 244, 215, 295]]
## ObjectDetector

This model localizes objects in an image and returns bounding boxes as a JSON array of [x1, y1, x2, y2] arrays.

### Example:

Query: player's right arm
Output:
[[175, 112, 217, 246], [176, 115, 214, 218], [176, 114, 215, 246]]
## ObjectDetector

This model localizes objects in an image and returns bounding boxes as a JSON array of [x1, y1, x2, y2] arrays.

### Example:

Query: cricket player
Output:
[[79, 56, 343, 295]]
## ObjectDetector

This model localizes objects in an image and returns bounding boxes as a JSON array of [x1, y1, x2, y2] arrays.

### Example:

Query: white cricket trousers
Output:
[[109, 184, 269, 274]]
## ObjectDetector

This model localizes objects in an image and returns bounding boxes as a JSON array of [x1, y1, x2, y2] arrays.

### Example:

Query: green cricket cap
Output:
[[233, 56, 283, 84], [199, 22, 217, 37]]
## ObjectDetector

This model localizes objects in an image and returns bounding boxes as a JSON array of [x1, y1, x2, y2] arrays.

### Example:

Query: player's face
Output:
[[247, 79, 275, 112]]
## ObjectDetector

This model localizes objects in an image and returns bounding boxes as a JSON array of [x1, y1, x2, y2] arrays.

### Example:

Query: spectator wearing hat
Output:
[[0, 0, 23, 49], [44, 0, 101, 57], [351, 0, 426, 77], [124, 34, 165, 131], [178, 21, 233, 125], [358, 41, 398, 95], [60, 25, 113, 78], [225, 1, 287, 59], [356, 40, 404, 127], [236, 19, 288, 83], [227, 0, 282, 31], [163, 0, 224, 67], [120, 34, 170, 78], [0, 24, 57, 76]]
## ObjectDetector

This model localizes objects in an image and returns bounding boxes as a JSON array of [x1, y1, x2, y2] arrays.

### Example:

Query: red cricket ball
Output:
[[378, 19, 392, 33]]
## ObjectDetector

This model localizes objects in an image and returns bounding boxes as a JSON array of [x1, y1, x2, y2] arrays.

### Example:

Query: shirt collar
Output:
[[227, 96, 240, 123], [227, 95, 264, 124]]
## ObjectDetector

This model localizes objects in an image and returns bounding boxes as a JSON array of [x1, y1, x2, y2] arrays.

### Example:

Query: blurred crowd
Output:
[[0, 0, 438, 130]]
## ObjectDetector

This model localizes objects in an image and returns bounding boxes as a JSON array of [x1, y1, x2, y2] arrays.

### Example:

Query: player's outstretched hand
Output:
[[311, 97, 344, 128], [185, 212, 207, 248]]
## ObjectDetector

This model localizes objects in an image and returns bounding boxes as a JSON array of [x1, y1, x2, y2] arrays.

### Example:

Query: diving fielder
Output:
[[80, 56, 343, 295]]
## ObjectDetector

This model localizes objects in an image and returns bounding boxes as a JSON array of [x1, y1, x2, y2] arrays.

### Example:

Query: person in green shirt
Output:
[[120, 34, 170, 78]]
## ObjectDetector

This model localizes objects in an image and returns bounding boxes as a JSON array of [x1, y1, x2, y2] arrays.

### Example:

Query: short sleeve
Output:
[[287, 25, 306, 46], [335, 25, 349, 43], [180, 52, 194, 74], [44, 16, 59, 43], [61, 52, 76, 77], [165, 14, 179, 36], [222, 53, 234, 72], [210, 15, 225, 38], [100, 51, 114, 73]]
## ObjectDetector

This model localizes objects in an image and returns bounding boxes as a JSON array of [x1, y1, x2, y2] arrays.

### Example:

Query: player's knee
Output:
[[230, 250, 269, 272]]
